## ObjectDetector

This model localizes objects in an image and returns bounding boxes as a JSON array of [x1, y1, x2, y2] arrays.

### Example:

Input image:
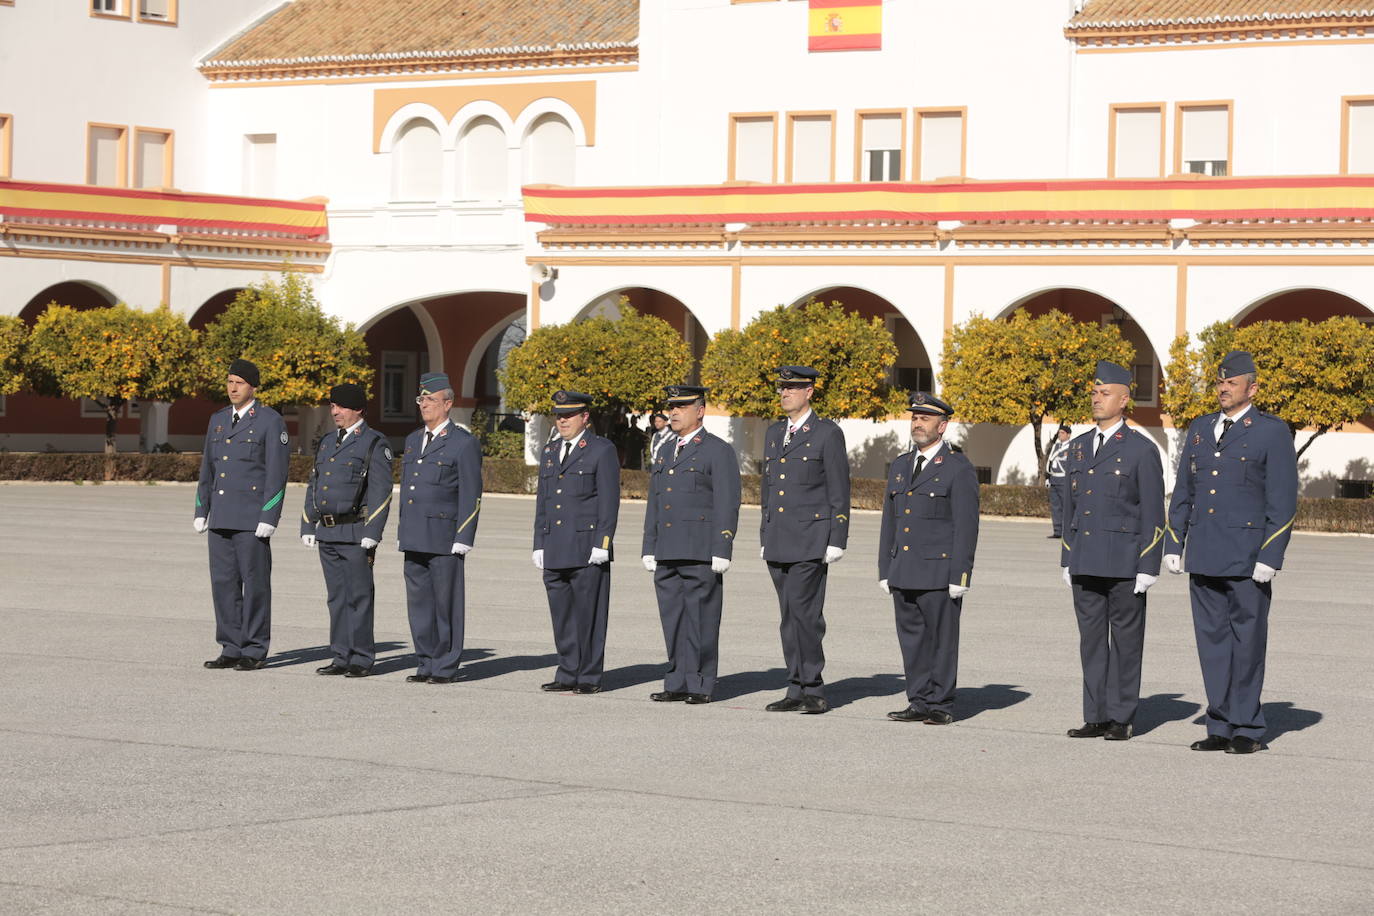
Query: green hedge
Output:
[[2, 454, 1370, 534]]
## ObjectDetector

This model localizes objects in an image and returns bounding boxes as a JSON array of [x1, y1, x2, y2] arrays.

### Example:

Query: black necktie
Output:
[[1095, 432, 1104, 454], [231, 412, 239, 429], [562, 441, 572, 464], [336, 429, 346, 447], [783, 425, 796, 449], [914, 454, 926, 477], [1220, 418, 1234, 444], [422, 431, 433, 455]]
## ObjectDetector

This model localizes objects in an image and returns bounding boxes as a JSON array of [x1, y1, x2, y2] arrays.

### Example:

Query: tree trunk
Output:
[[1294, 425, 1328, 462], [1029, 412, 1046, 485], [102, 397, 124, 481]]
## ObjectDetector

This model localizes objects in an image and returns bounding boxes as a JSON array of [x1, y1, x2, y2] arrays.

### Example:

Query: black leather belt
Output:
[[319, 512, 363, 527]]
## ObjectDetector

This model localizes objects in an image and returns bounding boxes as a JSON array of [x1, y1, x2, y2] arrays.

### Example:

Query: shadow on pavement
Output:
[[602, 663, 667, 692], [460, 650, 558, 682], [825, 673, 907, 709], [1135, 692, 1202, 736], [1262, 700, 1323, 745], [957, 683, 1032, 720], [267, 642, 407, 669], [711, 667, 789, 702]]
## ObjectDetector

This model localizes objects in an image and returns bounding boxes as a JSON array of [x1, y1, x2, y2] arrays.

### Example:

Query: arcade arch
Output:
[[789, 286, 934, 394], [1235, 288, 1373, 326], [577, 287, 709, 384]]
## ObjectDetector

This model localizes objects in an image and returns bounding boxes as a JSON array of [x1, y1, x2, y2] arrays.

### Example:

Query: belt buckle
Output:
[[321, 514, 336, 527]]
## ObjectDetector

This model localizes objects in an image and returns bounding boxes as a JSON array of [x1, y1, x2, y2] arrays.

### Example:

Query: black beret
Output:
[[328, 383, 366, 411], [228, 358, 260, 388]]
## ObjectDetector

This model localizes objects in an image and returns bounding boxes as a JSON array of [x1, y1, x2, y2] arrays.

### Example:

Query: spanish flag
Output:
[[809, 0, 881, 52]]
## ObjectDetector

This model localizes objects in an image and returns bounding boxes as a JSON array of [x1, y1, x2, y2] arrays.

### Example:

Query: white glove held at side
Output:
[[710, 556, 730, 574], [532, 549, 544, 569], [255, 522, 276, 539], [1134, 573, 1158, 594], [823, 545, 844, 564], [452, 542, 471, 556], [642, 554, 657, 572], [1252, 562, 1277, 584], [360, 537, 379, 550], [878, 579, 890, 595], [193, 517, 208, 534], [589, 547, 610, 566], [948, 584, 969, 600], [1164, 554, 1183, 575], [1062, 566, 1072, 587], [301, 534, 316, 548]]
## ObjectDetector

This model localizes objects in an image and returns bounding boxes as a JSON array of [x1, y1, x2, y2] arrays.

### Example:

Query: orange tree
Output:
[[0, 315, 26, 397], [701, 300, 905, 420], [941, 309, 1135, 482], [197, 271, 371, 406], [24, 303, 199, 458], [1164, 317, 1374, 461]]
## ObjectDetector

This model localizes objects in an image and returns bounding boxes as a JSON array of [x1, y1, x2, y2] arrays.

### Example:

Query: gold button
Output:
[[322, 486, 328, 491], [778, 507, 785, 513], [668, 470, 674, 475], [556, 488, 562, 494], [407, 499, 413, 504], [1208, 508, 1215, 514], [1086, 490, 1092, 495], [1212, 470, 1219, 476], [1088, 469, 1094, 475], [1085, 531, 1091, 536], [555, 504, 561, 509], [666, 487, 672, 492], [218, 489, 224, 495], [904, 509, 911, 514], [778, 490, 785, 496], [409, 485, 415, 490], [779, 458, 786, 463], [1209, 489, 1216, 495], [219, 472, 225, 478], [556, 520, 562, 525], [1214, 452, 1221, 458], [779, 474, 786, 480], [325, 472, 331, 476], [1084, 510, 1091, 515], [902, 545, 909, 551], [589, 523, 595, 528], [665, 522, 672, 527], [222, 455, 228, 460], [903, 527, 910, 533], [664, 505, 670, 510], [942, 553, 948, 558], [330, 458, 335, 462]]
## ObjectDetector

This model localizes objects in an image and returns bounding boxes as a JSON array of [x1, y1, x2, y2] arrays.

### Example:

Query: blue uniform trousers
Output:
[[1071, 575, 1146, 724], [1190, 575, 1270, 740], [1048, 477, 1068, 536], [208, 528, 272, 660], [654, 561, 723, 696], [403, 551, 465, 679], [319, 543, 376, 669], [768, 559, 828, 698], [543, 563, 610, 688], [893, 587, 961, 714]]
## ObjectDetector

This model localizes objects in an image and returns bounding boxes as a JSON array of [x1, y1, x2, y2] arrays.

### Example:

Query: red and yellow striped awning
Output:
[[0, 180, 328, 238], [809, 0, 881, 52], [525, 176, 1374, 226]]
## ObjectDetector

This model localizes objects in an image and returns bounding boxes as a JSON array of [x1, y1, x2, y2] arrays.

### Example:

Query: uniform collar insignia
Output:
[[1193, 433, 1201, 445], [1113, 431, 1124, 440], [933, 455, 944, 464], [692, 435, 702, 444], [248, 407, 255, 417], [896, 474, 903, 482], [1242, 416, 1252, 426], [214, 425, 223, 433], [801, 424, 810, 433], [578, 438, 587, 448]]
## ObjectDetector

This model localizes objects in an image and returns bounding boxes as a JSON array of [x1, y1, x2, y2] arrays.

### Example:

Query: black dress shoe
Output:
[[1191, 735, 1231, 751], [344, 665, 370, 678], [650, 690, 689, 702], [800, 696, 830, 715], [1067, 721, 1111, 738], [887, 706, 928, 722], [541, 681, 577, 692], [405, 673, 431, 683], [573, 684, 602, 695], [765, 696, 804, 712], [428, 675, 458, 684], [315, 664, 349, 676], [234, 658, 267, 671], [684, 693, 711, 704], [1047, 533, 1061, 539], [1225, 736, 1263, 755], [923, 709, 954, 725], [1104, 721, 1133, 741], [204, 656, 239, 669]]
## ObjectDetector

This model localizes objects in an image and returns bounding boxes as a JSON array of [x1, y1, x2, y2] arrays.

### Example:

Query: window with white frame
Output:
[[243, 134, 276, 196], [1112, 106, 1162, 178], [457, 116, 508, 200], [1346, 100, 1374, 174], [917, 110, 964, 181], [859, 113, 902, 181], [730, 115, 775, 182], [381, 351, 418, 421], [788, 114, 833, 182], [523, 114, 575, 186], [1179, 105, 1229, 176], [392, 119, 442, 201]]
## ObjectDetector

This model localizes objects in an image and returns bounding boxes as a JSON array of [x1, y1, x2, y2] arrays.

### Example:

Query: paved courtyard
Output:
[[1, 482, 1370, 914]]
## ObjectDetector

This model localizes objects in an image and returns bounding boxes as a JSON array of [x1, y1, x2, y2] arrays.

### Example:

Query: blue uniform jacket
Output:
[[642, 430, 741, 562], [533, 432, 621, 568], [194, 402, 290, 531], [760, 416, 851, 563], [299, 422, 394, 545], [1167, 409, 1298, 577], [1060, 425, 1166, 578], [878, 442, 979, 589], [396, 423, 482, 554]]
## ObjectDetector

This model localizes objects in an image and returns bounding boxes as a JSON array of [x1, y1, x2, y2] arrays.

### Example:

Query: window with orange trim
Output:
[[1343, 97, 1374, 174], [91, 0, 130, 18], [86, 123, 128, 187], [1174, 102, 1232, 177], [914, 108, 966, 181], [132, 127, 173, 188], [786, 111, 835, 183], [728, 113, 777, 183], [137, 0, 176, 23], [0, 114, 11, 179], [1109, 104, 1165, 178], [856, 111, 904, 181]]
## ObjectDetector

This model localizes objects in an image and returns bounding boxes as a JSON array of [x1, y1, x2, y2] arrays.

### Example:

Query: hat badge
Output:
[[554, 390, 569, 404], [913, 392, 927, 405]]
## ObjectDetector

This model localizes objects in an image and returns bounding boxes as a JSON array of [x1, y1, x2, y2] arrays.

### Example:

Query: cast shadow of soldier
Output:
[[1188, 699, 1322, 747], [264, 641, 407, 669], [373, 648, 560, 679]]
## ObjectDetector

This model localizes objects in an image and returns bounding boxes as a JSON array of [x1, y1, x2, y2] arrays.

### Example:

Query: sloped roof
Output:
[[1069, 1, 1374, 28], [204, 0, 638, 67]]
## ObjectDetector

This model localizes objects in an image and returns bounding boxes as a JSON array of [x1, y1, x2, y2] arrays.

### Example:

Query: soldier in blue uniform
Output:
[[396, 372, 482, 684], [878, 392, 979, 724], [1058, 361, 1165, 741], [759, 366, 851, 715], [299, 383, 394, 678], [1045, 424, 1072, 538], [1166, 350, 1298, 754], [533, 390, 620, 695], [642, 385, 741, 705], [193, 358, 290, 671]]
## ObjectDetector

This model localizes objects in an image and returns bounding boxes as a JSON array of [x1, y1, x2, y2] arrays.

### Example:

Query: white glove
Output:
[[254, 522, 275, 539], [1062, 566, 1072, 587], [642, 554, 657, 572], [1164, 554, 1183, 575], [192, 517, 208, 534], [760, 546, 766, 559], [1134, 573, 1158, 594], [360, 537, 379, 550], [532, 549, 544, 569], [823, 545, 845, 564], [1252, 562, 1277, 584], [301, 534, 316, 548], [948, 584, 969, 600], [710, 556, 730, 574], [878, 579, 890, 595], [589, 547, 610, 566], [452, 542, 471, 556]]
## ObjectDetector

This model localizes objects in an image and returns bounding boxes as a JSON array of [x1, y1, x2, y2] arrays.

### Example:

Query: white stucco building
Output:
[[2, 0, 1371, 493]]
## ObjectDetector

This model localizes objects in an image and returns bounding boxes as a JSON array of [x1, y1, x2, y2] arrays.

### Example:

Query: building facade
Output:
[[3, 0, 1372, 493]]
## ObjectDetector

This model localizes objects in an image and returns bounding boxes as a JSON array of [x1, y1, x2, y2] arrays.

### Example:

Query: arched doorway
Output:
[[1236, 288, 1373, 326], [795, 286, 934, 394], [578, 287, 709, 384], [168, 288, 252, 445]]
